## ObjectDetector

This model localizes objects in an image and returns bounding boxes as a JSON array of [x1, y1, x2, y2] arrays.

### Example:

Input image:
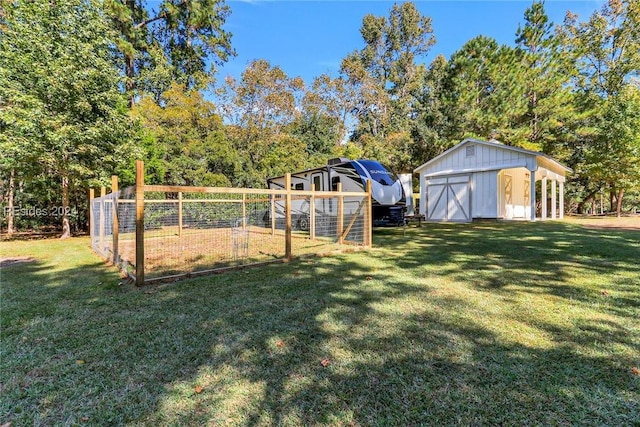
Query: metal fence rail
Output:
[[89, 161, 372, 285]]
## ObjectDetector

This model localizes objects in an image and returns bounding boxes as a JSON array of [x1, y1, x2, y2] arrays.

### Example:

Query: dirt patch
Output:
[[566, 215, 640, 231], [0, 256, 37, 267]]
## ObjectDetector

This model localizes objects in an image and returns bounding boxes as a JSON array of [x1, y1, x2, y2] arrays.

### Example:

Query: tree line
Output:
[[1, 0, 639, 237]]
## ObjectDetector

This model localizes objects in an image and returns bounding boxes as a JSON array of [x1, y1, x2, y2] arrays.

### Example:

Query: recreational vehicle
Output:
[[266, 158, 407, 230]]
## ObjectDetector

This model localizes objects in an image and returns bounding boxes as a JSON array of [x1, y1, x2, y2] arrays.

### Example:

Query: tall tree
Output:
[[106, 0, 234, 105], [515, 0, 574, 152], [561, 0, 640, 98], [0, 0, 133, 237], [217, 59, 306, 186], [411, 54, 453, 165], [341, 2, 435, 171], [131, 83, 237, 186], [584, 83, 640, 216], [447, 36, 525, 143], [559, 0, 640, 212], [299, 74, 359, 149]]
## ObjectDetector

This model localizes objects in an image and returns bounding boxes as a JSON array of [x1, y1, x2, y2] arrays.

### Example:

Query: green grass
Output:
[[1, 220, 639, 426]]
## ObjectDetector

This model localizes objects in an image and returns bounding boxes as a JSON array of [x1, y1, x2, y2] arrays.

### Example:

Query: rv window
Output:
[[295, 183, 304, 190], [357, 160, 398, 186], [331, 177, 340, 191], [313, 176, 321, 191]]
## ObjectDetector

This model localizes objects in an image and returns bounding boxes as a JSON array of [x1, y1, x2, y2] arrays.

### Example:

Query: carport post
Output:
[[541, 177, 547, 219], [551, 180, 557, 219], [559, 182, 565, 219], [530, 175, 536, 221]]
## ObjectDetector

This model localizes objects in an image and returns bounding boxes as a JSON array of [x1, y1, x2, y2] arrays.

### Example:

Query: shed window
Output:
[[466, 145, 476, 157]]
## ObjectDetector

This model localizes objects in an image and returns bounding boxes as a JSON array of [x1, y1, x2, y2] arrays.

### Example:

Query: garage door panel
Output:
[[426, 175, 471, 222], [448, 183, 470, 221], [427, 184, 447, 220]]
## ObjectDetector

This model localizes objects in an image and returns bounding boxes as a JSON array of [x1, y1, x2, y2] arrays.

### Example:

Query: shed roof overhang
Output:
[[420, 161, 529, 178]]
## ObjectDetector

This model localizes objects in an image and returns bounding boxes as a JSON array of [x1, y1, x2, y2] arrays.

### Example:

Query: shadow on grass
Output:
[[378, 221, 640, 310], [1, 223, 639, 425]]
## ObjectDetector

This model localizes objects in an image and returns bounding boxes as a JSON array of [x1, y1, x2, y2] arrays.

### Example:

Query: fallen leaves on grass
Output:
[[320, 358, 330, 367], [632, 367, 640, 376], [276, 340, 285, 348], [194, 385, 203, 394], [76, 360, 85, 365]]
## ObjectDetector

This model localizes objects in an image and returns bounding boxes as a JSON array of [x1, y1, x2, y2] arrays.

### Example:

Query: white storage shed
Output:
[[414, 138, 571, 222]]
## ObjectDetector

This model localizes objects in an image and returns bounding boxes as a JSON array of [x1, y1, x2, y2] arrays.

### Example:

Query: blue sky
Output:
[[218, 0, 604, 84]]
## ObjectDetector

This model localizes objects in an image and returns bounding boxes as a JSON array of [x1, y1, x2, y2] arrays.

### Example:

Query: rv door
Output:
[[312, 173, 323, 191]]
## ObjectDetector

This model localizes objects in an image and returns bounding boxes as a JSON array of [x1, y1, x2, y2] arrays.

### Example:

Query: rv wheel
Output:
[[297, 215, 310, 231]]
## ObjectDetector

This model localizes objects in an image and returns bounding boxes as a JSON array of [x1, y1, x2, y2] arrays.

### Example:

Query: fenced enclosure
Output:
[[90, 161, 372, 285]]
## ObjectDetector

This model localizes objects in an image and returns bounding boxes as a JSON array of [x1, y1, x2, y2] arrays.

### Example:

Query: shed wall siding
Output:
[[472, 171, 498, 218]]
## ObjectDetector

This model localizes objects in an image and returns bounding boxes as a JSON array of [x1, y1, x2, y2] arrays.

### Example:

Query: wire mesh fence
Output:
[[90, 186, 136, 276], [90, 169, 371, 284]]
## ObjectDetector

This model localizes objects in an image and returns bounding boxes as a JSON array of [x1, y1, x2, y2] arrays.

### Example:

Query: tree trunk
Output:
[[7, 168, 15, 235], [125, 0, 136, 108], [610, 189, 615, 213], [126, 52, 135, 108], [616, 188, 624, 218], [61, 173, 71, 239]]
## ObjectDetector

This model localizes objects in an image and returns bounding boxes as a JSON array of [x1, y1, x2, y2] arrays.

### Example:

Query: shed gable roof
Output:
[[414, 138, 571, 175]]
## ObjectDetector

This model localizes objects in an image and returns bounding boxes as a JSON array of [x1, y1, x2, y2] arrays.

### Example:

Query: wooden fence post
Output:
[[242, 193, 247, 229], [178, 191, 183, 236], [111, 175, 119, 266], [271, 194, 276, 235], [99, 186, 106, 253], [89, 188, 95, 242], [337, 182, 344, 244], [135, 160, 145, 285], [285, 173, 292, 261], [365, 180, 372, 247]]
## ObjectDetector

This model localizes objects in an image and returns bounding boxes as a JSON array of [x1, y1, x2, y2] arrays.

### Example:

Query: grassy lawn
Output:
[[1, 219, 639, 426]]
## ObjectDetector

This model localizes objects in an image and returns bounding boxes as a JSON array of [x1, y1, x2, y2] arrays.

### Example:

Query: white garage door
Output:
[[426, 175, 471, 222]]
